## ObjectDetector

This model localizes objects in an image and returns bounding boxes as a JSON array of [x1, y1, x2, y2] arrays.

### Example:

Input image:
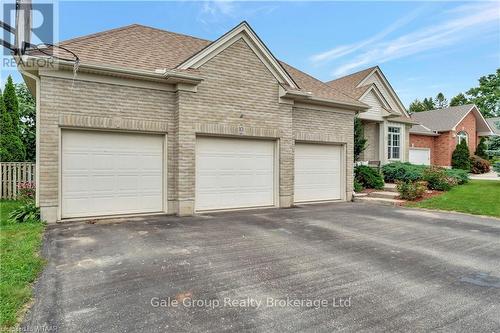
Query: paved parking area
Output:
[[23, 202, 500, 332]]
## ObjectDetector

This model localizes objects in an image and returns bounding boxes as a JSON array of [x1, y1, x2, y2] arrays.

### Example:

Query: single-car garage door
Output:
[[294, 143, 343, 202], [196, 137, 275, 211], [62, 130, 164, 218], [409, 148, 431, 165]]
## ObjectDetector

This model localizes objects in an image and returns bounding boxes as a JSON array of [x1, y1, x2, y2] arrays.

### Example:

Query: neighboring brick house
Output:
[[409, 105, 494, 166], [19, 22, 369, 222], [326, 67, 416, 165]]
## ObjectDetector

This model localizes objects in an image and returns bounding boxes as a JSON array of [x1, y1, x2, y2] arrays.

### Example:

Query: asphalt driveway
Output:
[[23, 203, 500, 332]]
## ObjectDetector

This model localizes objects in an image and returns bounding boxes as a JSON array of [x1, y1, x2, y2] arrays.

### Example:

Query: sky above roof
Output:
[[1, 1, 499, 107]]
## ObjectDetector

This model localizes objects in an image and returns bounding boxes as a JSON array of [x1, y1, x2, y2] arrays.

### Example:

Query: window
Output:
[[387, 126, 401, 160], [457, 131, 468, 144]]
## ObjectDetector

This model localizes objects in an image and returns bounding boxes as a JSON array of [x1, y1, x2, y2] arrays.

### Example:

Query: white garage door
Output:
[[409, 148, 431, 165], [294, 143, 343, 202], [62, 130, 164, 218], [196, 137, 275, 211]]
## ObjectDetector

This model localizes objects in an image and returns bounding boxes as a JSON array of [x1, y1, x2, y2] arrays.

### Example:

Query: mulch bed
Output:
[[399, 190, 444, 206]]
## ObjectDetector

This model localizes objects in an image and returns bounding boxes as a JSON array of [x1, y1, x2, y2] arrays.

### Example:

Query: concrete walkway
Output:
[[470, 170, 499, 180]]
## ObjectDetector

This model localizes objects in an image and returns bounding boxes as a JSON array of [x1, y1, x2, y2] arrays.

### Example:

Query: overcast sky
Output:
[[1, 1, 499, 107]]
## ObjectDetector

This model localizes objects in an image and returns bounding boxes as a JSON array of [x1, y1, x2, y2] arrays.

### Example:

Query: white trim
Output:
[[359, 84, 391, 110], [177, 22, 298, 89], [452, 105, 494, 134], [357, 67, 409, 117]]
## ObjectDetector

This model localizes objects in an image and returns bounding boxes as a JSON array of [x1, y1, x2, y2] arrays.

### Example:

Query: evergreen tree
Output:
[[450, 93, 468, 106], [354, 117, 367, 161], [434, 92, 448, 109], [451, 140, 471, 170], [422, 97, 435, 111], [474, 137, 488, 159], [16, 83, 36, 161], [0, 77, 25, 161], [408, 99, 426, 113]]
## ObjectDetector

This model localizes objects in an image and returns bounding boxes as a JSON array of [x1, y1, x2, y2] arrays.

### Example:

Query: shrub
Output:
[[493, 161, 500, 175], [354, 180, 364, 193], [474, 137, 488, 159], [470, 155, 490, 174], [382, 162, 425, 182], [423, 166, 458, 191], [17, 181, 36, 201], [9, 200, 40, 223], [445, 169, 469, 184], [451, 140, 471, 170], [396, 180, 427, 200], [355, 165, 384, 189]]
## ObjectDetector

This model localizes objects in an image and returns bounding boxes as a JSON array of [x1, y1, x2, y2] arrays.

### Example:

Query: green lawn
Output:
[[409, 180, 500, 218], [0, 200, 45, 329]]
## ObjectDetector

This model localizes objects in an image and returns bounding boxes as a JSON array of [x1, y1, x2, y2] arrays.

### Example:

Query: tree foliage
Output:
[[0, 77, 26, 161], [354, 117, 367, 161], [408, 99, 426, 113], [16, 83, 36, 161], [474, 137, 488, 159], [422, 97, 435, 111], [450, 93, 469, 106], [466, 69, 500, 118], [451, 140, 471, 171], [434, 92, 448, 109]]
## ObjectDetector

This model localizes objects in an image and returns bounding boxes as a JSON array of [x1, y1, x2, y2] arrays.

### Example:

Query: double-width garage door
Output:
[[294, 143, 343, 202], [62, 130, 164, 218], [196, 137, 275, 211]]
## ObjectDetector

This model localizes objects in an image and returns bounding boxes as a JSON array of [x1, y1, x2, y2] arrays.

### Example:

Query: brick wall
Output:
[[38, 37, 357, 221]]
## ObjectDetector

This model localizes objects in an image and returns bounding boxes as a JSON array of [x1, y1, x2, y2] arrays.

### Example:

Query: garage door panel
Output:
[[62, 130, 164, 218], [294, 144, 343, 202], [196, 137, 275, 211], [409, 148, 430, 165]]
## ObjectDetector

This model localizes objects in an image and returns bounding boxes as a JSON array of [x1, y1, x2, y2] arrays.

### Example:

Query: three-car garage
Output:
[[61, 131, 346, 219]]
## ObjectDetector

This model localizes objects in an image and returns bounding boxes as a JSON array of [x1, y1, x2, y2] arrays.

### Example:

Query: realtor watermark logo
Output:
[[150, 296, 352, 310], [1, 1, 58, 72]]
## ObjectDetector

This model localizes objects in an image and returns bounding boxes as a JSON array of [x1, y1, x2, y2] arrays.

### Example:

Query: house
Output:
[[18, 22, 369, 223], [326, 67, 416, 165], [409, 105, 494, 166]]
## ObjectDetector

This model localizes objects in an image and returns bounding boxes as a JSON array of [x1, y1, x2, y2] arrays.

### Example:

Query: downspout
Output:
[[18, 69, 40, 206]]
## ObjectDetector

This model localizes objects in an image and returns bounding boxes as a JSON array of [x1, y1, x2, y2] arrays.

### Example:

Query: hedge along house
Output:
[[326, 67, 416, 165], [18, 22, 368, 223], [409, 105, 494, 166]]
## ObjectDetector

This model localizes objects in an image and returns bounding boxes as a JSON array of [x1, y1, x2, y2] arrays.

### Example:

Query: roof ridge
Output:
[[60, 23, 212, 47], [281, 61, 366, 105], [325, 66, 378, 85], [59, 24, 141, 46], [416, 104, 475, 114]]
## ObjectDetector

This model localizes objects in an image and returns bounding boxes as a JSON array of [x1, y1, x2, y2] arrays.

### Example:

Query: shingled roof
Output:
[[32, 23, 364, 107], [325, 66, 377, 99]]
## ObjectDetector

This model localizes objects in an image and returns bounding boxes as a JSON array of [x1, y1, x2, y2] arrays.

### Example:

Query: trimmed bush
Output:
[[445, 169, 469, 185], [423, 166, 457, 191], [474, 137, 488, 159], [355, 165, 384, 189], [470, 155, 490, 174], [381, 162, 425, 182], [354, 180, 364, 193], [451, 140, 471, 170], [396, 181, 427, 200]]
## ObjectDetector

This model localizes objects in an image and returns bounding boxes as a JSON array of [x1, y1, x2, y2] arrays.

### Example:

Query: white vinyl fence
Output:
[[0, 162, 36, 199]]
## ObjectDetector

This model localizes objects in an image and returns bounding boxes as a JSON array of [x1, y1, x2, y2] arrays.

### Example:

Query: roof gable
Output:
[[177, 22, 298, 89], [326, 66, 409, 117], [411, 104, 494, 134]]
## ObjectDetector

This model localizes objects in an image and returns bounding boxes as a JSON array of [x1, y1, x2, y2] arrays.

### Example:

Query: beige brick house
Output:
[[19, 22, 369, 223], [326, 66, 416, 165]]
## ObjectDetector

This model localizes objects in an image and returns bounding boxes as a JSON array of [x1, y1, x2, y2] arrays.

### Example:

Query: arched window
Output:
[[457, 131, 468, 144]]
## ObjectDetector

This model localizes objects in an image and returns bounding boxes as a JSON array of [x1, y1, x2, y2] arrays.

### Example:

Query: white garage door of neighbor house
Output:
[[62, 130, 164, 218], [196, 137, 275, 211], [294, 143, 343, 202], [409, 148, 431, 165]]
